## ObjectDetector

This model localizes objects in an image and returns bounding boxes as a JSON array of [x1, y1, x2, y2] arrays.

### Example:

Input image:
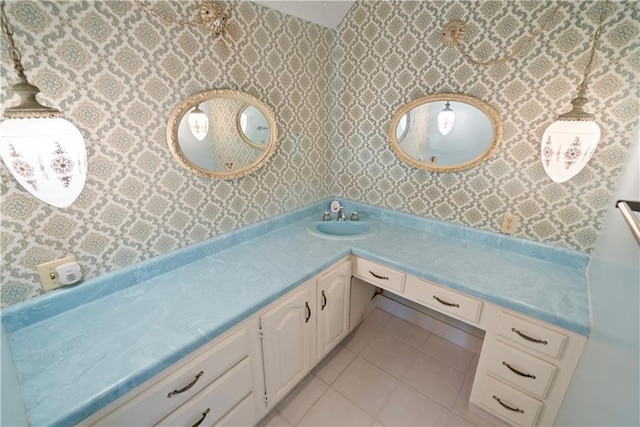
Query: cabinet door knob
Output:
[[305, 301, 311, 323], [321, 290, 327, 310], [167, 371, 204, 398]]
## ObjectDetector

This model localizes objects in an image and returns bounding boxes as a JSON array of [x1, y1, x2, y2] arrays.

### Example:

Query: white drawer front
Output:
[[156, 357, 253, 427], [95, 327, 250, 426], [355, 258, 405, 294], [479, 375, 543, 426], [497, 313, 567, 359], [404, 276, 483, 324], [488, 340, 557, 398], [214, 393, 256, 426]]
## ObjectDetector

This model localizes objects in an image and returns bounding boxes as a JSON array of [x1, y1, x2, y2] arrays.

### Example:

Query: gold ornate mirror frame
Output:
[[167, 89, 277, 179], [389, 93, 502, 172]]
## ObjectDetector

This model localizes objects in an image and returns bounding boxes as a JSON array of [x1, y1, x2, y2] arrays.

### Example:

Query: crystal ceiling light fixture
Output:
[[0, 0, 87, 208], [541, 6, 608, 183], [188, 104, 209, 141], [437, 101, 455, 135]]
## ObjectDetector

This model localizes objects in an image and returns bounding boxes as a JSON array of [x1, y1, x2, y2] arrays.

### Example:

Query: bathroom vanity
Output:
[[1, 200, 590, 427]]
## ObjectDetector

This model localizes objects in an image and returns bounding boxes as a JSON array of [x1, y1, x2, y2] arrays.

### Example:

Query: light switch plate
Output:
[[37, 255, 77, 292]]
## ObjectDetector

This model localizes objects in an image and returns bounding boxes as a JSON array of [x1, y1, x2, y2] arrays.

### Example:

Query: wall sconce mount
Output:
[[441, 3, 562, 66], [133, 0, 239, 55]]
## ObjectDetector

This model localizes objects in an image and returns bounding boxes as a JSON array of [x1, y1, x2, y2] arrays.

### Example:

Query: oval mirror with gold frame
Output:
[[389, 93, 502, 172], [167, 89, 277, 179]]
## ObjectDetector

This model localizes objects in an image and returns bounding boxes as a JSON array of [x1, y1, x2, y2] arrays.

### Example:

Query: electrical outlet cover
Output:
[[36, 255, 77, 292], [501, 213, 518, 235]]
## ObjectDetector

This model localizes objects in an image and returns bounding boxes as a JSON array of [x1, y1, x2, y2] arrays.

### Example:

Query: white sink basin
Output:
[[307, 221, 378, 240]]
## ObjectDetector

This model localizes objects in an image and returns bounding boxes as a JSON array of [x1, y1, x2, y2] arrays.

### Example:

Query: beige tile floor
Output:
[[258, 308, 508, 427]]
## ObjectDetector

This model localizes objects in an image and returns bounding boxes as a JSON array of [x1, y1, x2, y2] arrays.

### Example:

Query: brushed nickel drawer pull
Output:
[[191, 408, 210, 427], [369, 270, 389, 280], [502, 361, 537, 379], [511, 328, 548, 345], [167, 371, 204, 398], [493, 395, 524, 413], [433, 295, 460, 308], [305, 301, 311, 323], [321, 290, 327, 310]]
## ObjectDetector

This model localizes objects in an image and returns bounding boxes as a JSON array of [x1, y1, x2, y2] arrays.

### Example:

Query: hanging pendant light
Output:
[[541, 8, 607, 184], [0, 1, 87, 208], [437, 101, 455, 135], [188, 104, 209, 141]]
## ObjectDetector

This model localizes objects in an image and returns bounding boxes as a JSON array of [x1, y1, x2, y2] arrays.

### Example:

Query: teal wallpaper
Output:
[[0, 0, 638, 306], [332, 0, 639, 252], [0, 0, 334, 305]]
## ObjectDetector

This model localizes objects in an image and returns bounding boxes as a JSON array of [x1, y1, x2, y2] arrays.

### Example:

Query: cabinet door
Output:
[[317, 260, 351, 361], [260, 282, 316, 404]]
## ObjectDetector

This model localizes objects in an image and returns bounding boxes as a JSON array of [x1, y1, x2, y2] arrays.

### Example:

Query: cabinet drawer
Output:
[[354, 258, 405, 293], [156, 357, 253, 427], [95, 327, 250, 426], [497, 313, 567, 359], [478, 375, 543, 426], [488, 340, 557, 398], [214, 393, 256, 426], [404, 277, 482, 324]]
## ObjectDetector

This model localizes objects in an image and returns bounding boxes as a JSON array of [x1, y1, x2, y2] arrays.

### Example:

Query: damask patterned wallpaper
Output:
[[0, 0, 638, 307], [0, 0, 334, 305], [332, 0, 639, 251]]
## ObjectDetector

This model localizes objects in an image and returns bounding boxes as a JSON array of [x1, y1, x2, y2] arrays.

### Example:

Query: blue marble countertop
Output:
[[1, 199, 590, 427]]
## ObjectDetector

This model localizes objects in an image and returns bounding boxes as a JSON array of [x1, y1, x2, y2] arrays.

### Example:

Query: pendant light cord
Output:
[[0, 0, 27, 82], [576, 6, 608, 98]]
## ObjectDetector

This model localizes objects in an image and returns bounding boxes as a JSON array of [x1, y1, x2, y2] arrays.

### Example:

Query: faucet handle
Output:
[[350, 211, 359, 221], [322, 212, 331, 221]]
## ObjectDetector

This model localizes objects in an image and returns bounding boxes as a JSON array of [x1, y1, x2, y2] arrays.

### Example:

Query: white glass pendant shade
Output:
[[541, 119, 601, 183], [0, 117, 87, 208], [437, 102, 455, 135], [188, 105, 209, 141]]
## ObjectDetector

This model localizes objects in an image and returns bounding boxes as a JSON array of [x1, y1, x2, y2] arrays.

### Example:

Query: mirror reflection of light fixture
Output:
[[187, 105, 209, 141], [437, 102, 455, 135], [0, 1, 87, 209], [541, 8, 607, 184]]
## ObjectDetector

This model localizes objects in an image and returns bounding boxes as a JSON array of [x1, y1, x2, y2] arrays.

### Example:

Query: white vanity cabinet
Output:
[[352, 256, 587, 427], [316, 259, 352, 361], [259, 279, 317, 405], [86, 320, 265, 427], [260, 258, 352, 408], [470, 310, 586, 426]]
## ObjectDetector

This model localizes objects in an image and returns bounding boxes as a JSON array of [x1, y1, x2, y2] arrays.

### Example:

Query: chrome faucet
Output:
[[337, 206, 346, 221]]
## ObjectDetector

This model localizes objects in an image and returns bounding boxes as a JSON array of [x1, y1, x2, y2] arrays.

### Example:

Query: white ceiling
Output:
[[252, 1, 355, 30]]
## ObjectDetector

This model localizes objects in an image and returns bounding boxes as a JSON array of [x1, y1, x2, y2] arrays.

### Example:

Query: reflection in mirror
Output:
[[167, 89, 277, 179], [389, 93, 502, 172], [187, 105, 209, 141], [237, 104, 269, 150], [396, 113, 410, 142]]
